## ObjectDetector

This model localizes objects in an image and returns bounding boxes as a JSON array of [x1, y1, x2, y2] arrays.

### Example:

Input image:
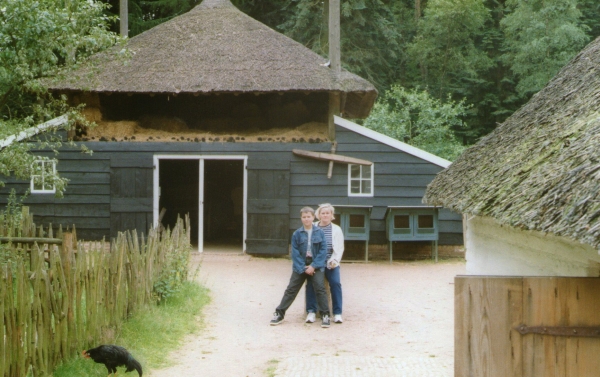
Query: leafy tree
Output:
[[363, 86, 468, 161], [500, 0, 590, 97], [579, 0, 600, 39], [0, 0, 120, 195], [272, 0, 407, 90], [105, 0, 200, 36], [405, 0, 495, 143], [407, 0, 493, 99]]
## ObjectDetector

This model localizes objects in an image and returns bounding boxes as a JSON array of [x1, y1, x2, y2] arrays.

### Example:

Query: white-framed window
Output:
[[348, 164, 374, 197], [30, 159, 56, 194]]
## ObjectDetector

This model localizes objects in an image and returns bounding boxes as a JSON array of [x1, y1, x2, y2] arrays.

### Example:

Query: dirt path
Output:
[[148, 254, 465, 377]]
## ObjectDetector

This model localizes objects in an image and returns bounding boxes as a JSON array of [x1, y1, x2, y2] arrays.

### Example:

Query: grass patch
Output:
[[53, 281, 210, 377], [265, 359, 280, 377]]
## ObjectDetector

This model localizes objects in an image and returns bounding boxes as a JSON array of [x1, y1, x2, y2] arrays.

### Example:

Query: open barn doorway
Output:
[[203, 160, 244, 252], [158, 159, 200, 244]]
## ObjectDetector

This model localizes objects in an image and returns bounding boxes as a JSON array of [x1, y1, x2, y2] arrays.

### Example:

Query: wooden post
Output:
[[327, 0, 341, 141], [329, 0, 341, 77], [327, 141, 337, 179], [328, 93, 340, 141], [120, 0, 128, 37]]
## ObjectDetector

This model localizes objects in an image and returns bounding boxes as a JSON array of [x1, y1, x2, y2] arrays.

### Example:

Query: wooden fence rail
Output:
[[0, 207, 191, 377]]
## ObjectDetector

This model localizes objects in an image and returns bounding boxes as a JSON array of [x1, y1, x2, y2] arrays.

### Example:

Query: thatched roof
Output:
[[424, 36, 600, 249], [49, 0, 377, 118]]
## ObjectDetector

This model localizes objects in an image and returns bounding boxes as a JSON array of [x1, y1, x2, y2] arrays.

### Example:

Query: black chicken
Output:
[[82, 345, 143, 377]]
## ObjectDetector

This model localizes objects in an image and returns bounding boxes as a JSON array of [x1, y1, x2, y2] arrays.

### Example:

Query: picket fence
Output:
[[0, 207, 190, 376]]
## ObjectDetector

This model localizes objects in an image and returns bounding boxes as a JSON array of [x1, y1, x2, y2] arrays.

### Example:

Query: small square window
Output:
[[394, 215, 410, 229], [349, 214, 365, 228], [31, 159, 56, 194], [348, 164, 373, 197], [418, 215, 434, 229]]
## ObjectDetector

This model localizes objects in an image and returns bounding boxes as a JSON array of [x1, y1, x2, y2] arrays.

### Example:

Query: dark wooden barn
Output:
[[0, 0, 463, 259]]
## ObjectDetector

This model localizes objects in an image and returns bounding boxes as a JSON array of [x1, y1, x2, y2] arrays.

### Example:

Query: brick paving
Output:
[[275, 356, 452, 377]]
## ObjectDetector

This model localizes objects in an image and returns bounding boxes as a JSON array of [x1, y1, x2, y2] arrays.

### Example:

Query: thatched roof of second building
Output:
[[424, 36, 600, 249], [49, 0, 377, 118]]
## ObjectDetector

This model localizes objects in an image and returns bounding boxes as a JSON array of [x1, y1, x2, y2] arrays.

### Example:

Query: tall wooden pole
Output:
[[120, 0, 128, 37], [328, 0, 341, 142], [329, 0, 341, 76]]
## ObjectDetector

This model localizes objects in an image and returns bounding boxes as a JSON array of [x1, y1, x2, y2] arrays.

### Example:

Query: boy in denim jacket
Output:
[[270, 207, 331, 328]]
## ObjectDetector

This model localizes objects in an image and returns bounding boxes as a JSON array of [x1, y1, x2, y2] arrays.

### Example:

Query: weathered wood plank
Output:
[[257, 170, 275, 199], [110, 156, 154, 168], [455, 276, 523, 377], [35, 216, 110, 229], [523, 278, 600, 377], [0, 237, 62, 244], [54, 204, 110, 217], [439, 221, 464, 233], [247, 159, 289, 170], [55, 159, 111, 173], [247, 199, 289, 215], [62, 184, 111, 195], [61, 172, 110, 184], [110, 197, 153, 212], [289, 196, 425, 207], [55, 195, 111, 204], [273, 171, 290, 199], [292, 149, 373, 166], [563, 278, 600, 377]]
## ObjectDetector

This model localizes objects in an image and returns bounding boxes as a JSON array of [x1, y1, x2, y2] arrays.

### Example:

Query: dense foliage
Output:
[[0, 0, 120, 194], [110, 0, 600, 150], [364, 86, 468, 160]]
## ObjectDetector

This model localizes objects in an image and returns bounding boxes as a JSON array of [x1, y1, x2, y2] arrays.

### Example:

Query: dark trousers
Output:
[[276, 269, 329, 318]]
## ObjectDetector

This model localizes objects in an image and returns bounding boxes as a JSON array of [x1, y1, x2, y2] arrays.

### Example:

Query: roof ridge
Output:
[[334, 116, 450, 168], [196, 0, 234, 10]]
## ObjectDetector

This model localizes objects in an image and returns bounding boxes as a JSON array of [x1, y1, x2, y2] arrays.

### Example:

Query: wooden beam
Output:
[[0, 237, 63, 245], [327, 141, 337, 179], [293, 149, 372, 166], [328, 92, 340, 141], [0, 115, 68, 150], [120, 0, 128, 37]]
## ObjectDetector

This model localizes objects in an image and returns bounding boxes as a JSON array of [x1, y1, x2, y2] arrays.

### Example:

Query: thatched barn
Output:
[[2, 0, 463, 258], [424, 36, 600, 276]]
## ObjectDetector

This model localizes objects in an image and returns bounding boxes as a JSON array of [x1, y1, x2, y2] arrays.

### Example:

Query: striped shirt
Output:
[[320, 223, 333, 259]]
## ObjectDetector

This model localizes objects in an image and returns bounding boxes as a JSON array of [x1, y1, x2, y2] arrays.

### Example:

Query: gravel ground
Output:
[[148, 254, 465, 377]]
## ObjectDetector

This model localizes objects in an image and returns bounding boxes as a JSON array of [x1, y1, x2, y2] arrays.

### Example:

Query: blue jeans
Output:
[[306, 266, 342, 315]]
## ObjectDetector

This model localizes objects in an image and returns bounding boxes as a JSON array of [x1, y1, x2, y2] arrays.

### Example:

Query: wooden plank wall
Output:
[[455, 276, 600, 377], [0, 128, 463, 244], [289, 125, 463, 245], [0, 151, 111, 240]]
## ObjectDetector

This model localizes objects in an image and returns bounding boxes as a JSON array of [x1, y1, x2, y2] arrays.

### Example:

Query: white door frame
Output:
[[153, 154, 248, 253]]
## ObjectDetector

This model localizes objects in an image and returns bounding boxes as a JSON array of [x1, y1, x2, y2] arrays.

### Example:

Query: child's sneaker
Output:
[[270, 312, 284, 326], [306, 312, 316, 323], [321, 314, 331, 328], [334, 314, 343, 323]]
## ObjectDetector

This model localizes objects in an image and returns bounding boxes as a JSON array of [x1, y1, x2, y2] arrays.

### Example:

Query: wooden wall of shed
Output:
[[288, 125, 464, 246], [0, 126, 463, 245]]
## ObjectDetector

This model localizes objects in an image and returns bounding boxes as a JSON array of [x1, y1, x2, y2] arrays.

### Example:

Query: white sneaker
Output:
[[334, 314, 343, 323], [306, 312, 316, 323]]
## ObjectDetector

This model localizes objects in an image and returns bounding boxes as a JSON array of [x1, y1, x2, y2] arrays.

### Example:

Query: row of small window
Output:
[[330, 207, 439, 242]]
